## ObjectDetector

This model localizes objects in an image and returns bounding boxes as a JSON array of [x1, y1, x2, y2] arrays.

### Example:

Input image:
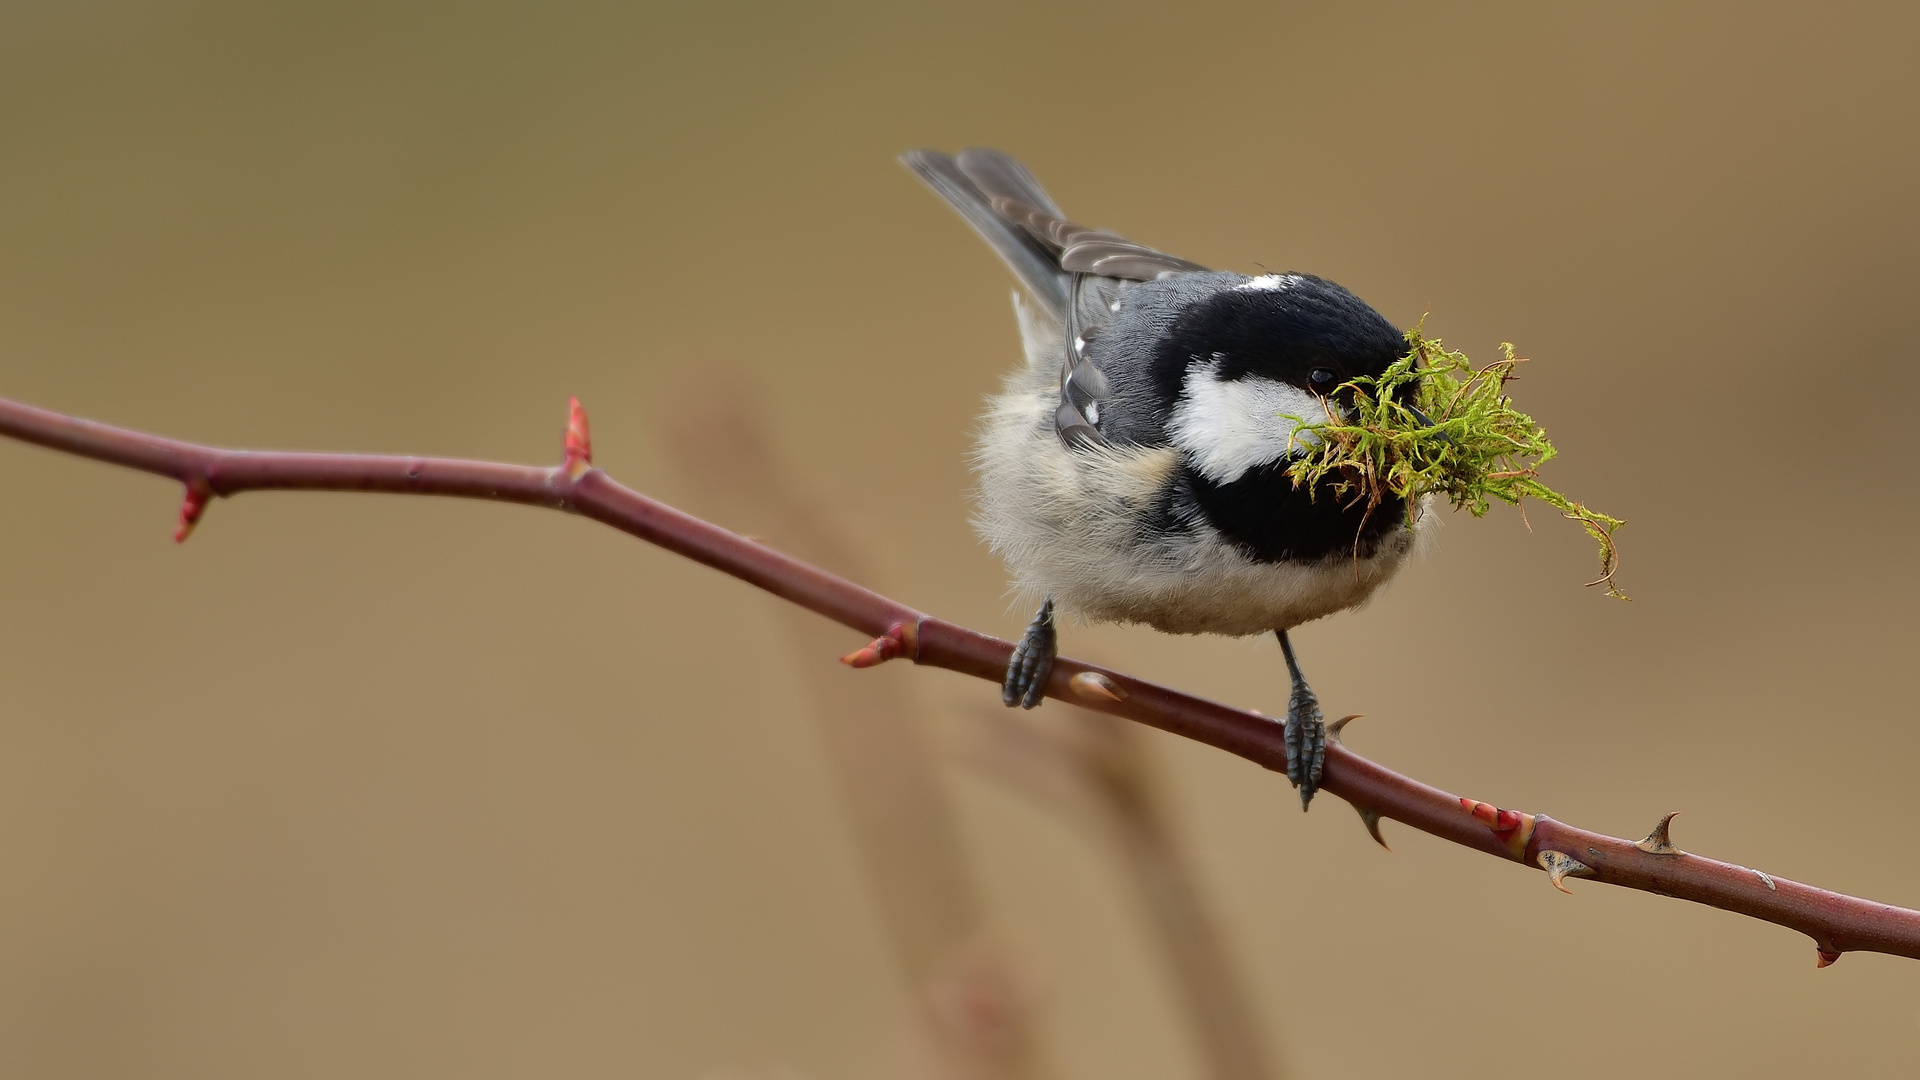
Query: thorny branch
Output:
[[662, 378, 1282, 1079], [2, 393, 1918, 968]]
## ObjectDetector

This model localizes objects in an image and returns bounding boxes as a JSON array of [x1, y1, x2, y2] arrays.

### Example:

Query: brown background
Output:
[[2, 2, 1917, 1077]]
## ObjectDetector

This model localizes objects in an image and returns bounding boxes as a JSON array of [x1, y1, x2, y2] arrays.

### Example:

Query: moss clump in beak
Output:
[[1284, 323, 1627, 599]]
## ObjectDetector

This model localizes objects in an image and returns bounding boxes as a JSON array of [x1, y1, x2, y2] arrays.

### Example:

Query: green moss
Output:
[[1283, 323, 1626, 598]]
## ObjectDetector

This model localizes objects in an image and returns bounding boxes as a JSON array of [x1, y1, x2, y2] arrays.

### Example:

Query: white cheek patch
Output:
[[1167, 358, 1329, 484]]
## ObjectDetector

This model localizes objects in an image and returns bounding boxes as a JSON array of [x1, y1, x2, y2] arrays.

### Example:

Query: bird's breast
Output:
[[974, 368, 1422, 636]]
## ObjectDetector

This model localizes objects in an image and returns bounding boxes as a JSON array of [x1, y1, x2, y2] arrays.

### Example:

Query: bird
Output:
[[902, 147, 1430, 808]]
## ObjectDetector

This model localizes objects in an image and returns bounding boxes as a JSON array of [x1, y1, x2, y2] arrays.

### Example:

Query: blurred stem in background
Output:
[[962, 707, 1277, 1080], [656, 374, 1042, 1080], [654, 372, 1278, 1080]]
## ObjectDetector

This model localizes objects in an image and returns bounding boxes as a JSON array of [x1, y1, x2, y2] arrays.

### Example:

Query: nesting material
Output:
[[1285, 325, 1626, 598]]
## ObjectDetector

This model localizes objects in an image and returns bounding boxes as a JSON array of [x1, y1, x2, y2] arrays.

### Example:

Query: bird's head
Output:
[[1155, 272, 1405, 485]]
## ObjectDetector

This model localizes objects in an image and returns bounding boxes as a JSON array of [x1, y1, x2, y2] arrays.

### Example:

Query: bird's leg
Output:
[[1003, 597, 1057, 709], [1276, 629, 1326, 809]]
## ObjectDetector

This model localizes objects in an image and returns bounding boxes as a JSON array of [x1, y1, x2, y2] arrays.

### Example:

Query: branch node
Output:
[[563, 396, 594, 479], [1327, 713, 1364, 747], [1068, 671, 1129, 703], [1461, 798, 1536, 860], [841, 621, 914, 668], [1635, 811, 1686, 856], [173, 482, 211, 543], [1538, 849, 1594, 894], [1816, 947, 1843, 969]]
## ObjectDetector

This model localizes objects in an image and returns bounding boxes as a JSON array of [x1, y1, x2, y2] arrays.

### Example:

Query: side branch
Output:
[[1, 394, 1915, 965]]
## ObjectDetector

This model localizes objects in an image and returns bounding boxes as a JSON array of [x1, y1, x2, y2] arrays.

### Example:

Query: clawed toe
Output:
[[1277, 629, 1327, 809], [1284, 680, 1326, 809], [1003, 598, 1057, 709]]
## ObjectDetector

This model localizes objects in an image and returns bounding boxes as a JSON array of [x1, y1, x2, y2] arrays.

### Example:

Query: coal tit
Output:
[[903, 148, 1427, 807]]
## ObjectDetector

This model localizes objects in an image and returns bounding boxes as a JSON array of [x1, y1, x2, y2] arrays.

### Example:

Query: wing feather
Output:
[[903, 148, 1213, 449]]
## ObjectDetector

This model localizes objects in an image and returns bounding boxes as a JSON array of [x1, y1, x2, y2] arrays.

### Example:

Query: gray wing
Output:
[[986, 194, 1207, 280], [903, 147, 1209, 448]]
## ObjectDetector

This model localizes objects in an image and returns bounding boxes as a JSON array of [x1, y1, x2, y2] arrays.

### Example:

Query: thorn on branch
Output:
[[174, 482, 211, 543], [1460, 798, 1536, 860], [1069, 671, 1129, 703], [1329, 716, 1387, 848], [1538, 850, 1594, 894], [563, 396, 594, 479], [1816, 947, 1843, 968], [841, 621, 915, 668], [1635, 812, 1686, 856], [1354, 805, 1391, 851], [1327, 713, 1364, 747]]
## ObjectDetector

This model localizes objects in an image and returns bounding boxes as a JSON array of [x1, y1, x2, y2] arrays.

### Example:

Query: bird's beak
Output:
[[1406, 403, 1454, 445]]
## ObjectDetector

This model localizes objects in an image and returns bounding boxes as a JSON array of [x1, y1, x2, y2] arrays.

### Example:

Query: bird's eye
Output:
[[1308, 368, 1337, 393]]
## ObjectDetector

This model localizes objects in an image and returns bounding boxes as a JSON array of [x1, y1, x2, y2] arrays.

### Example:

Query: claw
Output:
[[1276, 630, 1325, 809], [1283, 682, 1325, 810], [1635, 812, 1685, 856], [1538, 850, 1594, 894], [1003, 599, 1057, 709]]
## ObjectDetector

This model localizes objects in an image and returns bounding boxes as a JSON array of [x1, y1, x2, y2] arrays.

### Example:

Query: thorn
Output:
[[563, 396, 593, 479], [1635, 812, 1686, 856], [1327, 714, 1364, 747], [840, 621, 914, 668], [1354, 805, 1391, 851], [1538, 850, 1594, 894], [1815, 947, 1842, 969], [1068, 671, 1129, 703], [1460, 798, 1537, 860], [173, 483, 210, 543]]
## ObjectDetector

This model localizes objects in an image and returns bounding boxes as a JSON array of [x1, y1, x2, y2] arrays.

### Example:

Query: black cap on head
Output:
[[1148, 273, 1403, 404]]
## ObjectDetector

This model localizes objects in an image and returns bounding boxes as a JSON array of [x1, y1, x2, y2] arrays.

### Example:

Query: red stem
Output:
[[1, 394, 1915, 964]]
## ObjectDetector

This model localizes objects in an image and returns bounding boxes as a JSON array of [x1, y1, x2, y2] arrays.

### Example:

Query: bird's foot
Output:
[[1276, 629, 1326, 809], [1003, 598, 1057, 709], [1284, 678, 1326, 810]]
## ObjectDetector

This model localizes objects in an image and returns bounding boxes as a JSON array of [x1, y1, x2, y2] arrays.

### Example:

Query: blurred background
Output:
[[1, 2, 1917, 1077]]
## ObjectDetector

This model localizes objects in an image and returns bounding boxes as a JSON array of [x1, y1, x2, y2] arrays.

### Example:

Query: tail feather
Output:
[[904, 148, 1209, 308], [954, 148, 1065, 218], [901, 149, 1071, 319]]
